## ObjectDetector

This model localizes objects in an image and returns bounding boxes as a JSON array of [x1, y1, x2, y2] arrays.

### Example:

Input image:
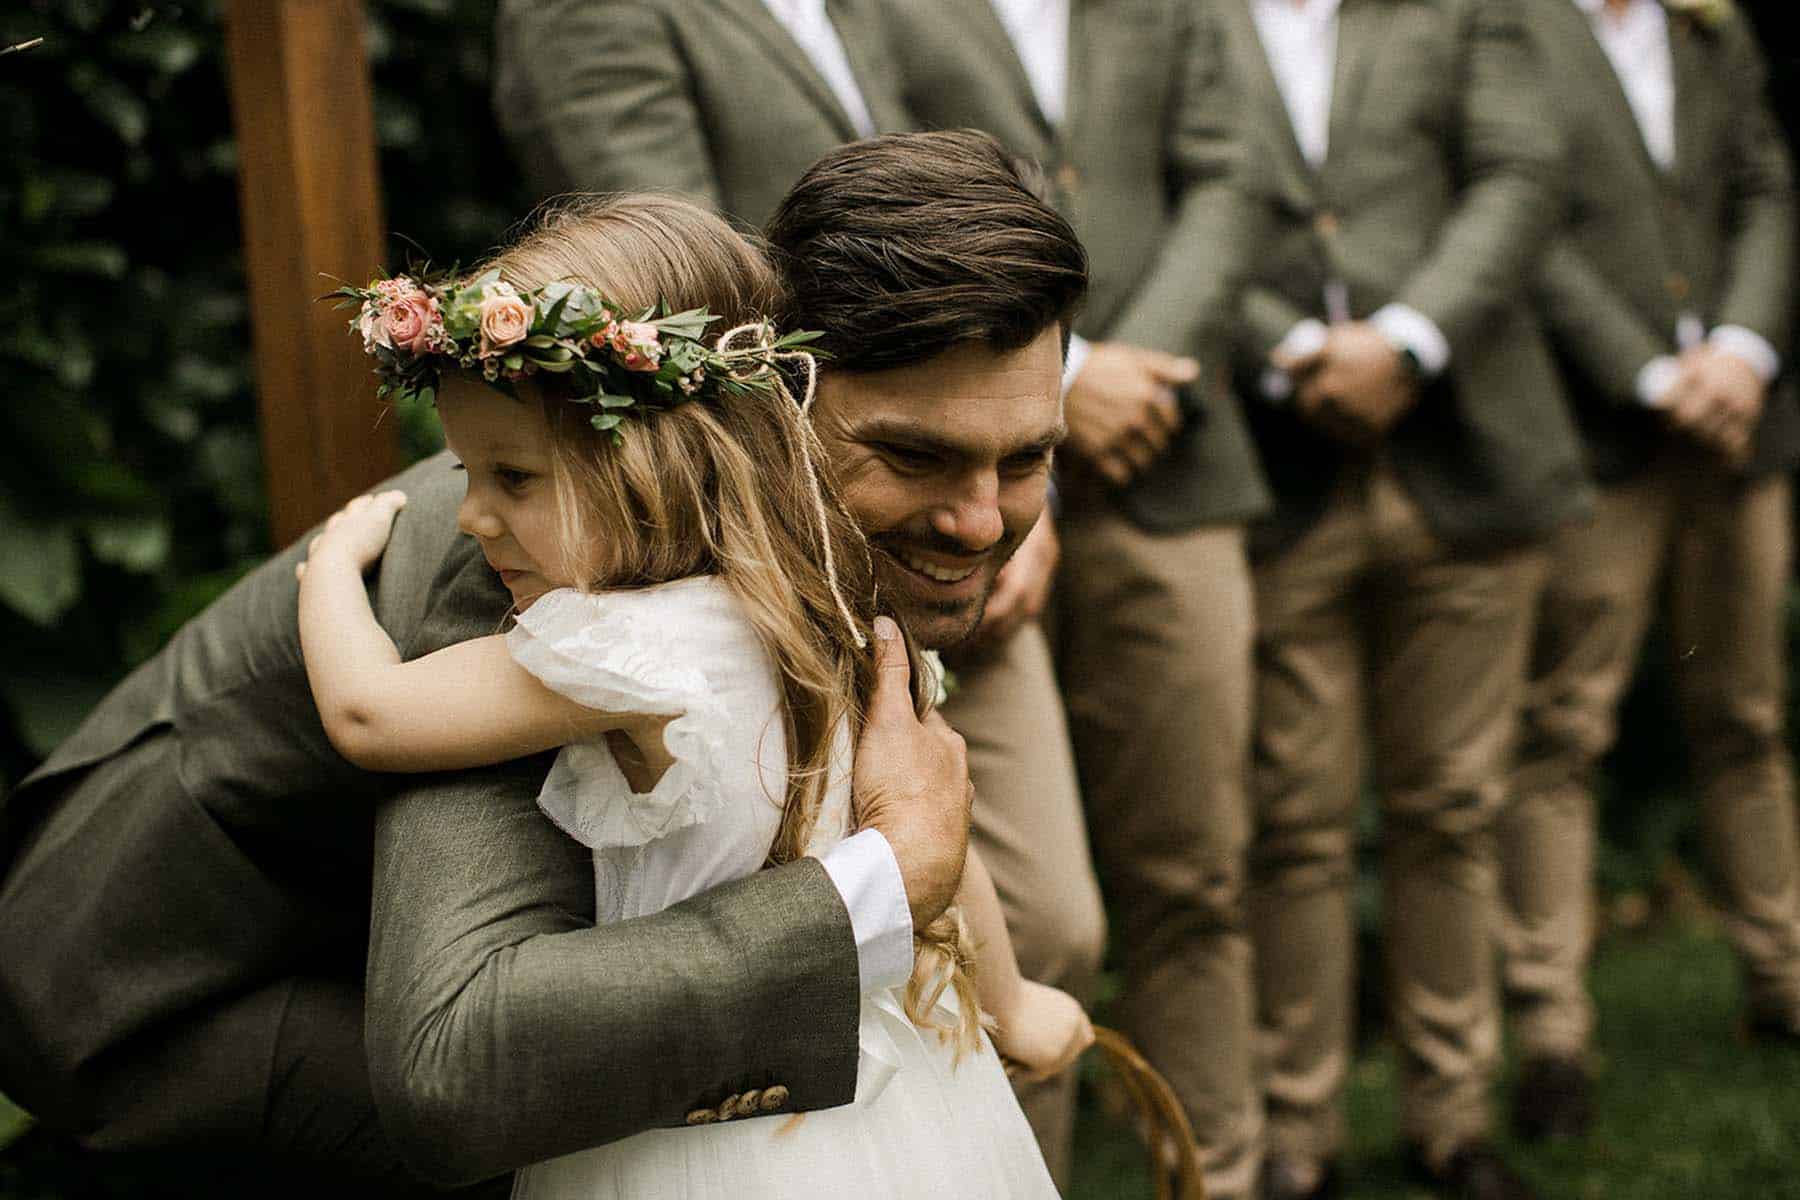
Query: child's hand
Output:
[[296, 490, 407, 581], [992, 980, 1094, 1083]]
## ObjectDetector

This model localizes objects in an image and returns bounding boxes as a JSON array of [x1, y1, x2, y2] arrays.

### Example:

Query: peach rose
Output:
[[384, 294, 441, 356], [478, 292, 532, 355]]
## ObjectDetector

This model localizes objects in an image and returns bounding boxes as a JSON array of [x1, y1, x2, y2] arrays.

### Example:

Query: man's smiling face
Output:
[[812, 325, 1066, 649]]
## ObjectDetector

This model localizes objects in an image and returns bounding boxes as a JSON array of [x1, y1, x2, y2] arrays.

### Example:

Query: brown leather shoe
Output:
[[1409, 1141, 1540, 1200], [1511, 1055, 1593, 1141], [1261, 1155, 1343, 1200]]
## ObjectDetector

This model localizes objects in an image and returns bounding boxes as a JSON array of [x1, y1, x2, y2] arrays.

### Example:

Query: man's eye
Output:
[[877, 443, 938, 471], [1001, 451, 1051, 477]]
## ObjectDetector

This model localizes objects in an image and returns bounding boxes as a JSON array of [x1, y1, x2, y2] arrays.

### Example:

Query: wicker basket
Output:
[[1088, 1026, 1208, 1200]]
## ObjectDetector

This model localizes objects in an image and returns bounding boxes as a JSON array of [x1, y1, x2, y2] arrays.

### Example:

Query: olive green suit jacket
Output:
[[493, 0, 911, 230], [1525, 0, 1799, 482], [1220, 0, 1592, 555], [0, 453, 861, 1184], [884, 0, 1272, 531]]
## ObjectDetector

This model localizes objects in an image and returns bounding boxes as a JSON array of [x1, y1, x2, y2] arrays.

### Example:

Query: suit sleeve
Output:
[[494, 0, 722, 207], [363, 554, 860, 1186], [1389, 0, 1560, 359], [1712, 18, 1796, 347], [1534, 232, 1670, 404], [1240, 283, 1315, 366], [1108, 3, 1266, 363]]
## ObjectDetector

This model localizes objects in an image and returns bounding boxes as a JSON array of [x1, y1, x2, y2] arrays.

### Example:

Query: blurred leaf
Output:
[[0, 496, 80, 627], [26, 169, 116, 221], [87, 514, 171, 573], [0, 1088, 33, 1151], [0, 667, 111, 758], [68, 62, 150, 145], [110, 26, 203, 76], [172, 352, 241, 400], [36, 240, 129, 279]]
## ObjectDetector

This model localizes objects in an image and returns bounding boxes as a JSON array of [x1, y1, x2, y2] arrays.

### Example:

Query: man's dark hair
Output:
[[765, 129, 1088, 372]]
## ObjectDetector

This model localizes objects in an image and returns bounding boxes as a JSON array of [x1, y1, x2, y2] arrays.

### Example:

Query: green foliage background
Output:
[[0, 0, 527, 790]]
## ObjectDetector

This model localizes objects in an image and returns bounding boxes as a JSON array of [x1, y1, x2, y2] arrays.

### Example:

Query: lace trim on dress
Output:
[[506, 584, 732, 849]]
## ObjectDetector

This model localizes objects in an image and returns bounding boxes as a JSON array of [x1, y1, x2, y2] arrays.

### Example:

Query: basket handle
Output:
[[1089, 1026, 1208, 1200]]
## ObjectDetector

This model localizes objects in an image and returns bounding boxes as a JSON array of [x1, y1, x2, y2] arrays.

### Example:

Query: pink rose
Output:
[[479, 293, 532, 355], [610, 320, 663, 372], [383, 294, 441, 356]]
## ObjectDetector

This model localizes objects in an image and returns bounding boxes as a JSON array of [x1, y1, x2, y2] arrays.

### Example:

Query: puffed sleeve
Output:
[[505, 587, 730, 850]]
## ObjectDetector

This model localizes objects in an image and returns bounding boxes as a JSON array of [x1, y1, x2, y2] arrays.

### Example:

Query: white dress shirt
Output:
[[1569, 0, 1782, 403], [1574, 0, 1675, 169], [1249, 0, 1450, 392], [818, 829, 915, 992], [990, 0, 1071, 129], [761, 0, 878, 138], [983, 0, 1092, 390], [1250, 0, 1339, 168]]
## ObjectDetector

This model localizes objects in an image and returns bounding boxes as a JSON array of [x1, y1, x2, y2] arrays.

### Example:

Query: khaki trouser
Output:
[[1500, 457, 1800, 1058], [942, 622, 1108, 1188], [1053, 508, 1262, 1200], [1250, 464, 1547, 1170]]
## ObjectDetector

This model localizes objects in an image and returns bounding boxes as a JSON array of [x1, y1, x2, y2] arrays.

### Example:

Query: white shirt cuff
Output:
[[1636, 355, 1681, 409], [1262, 318, 1329, 403], [1371, 304, 1450, 377], [1710, 325, 1782, 384], [817, 828, 913, 994], [1060, 332, 1092, 398]]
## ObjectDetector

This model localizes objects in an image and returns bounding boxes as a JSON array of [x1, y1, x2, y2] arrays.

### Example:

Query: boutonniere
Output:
[[920, 649, 959, 708], [1661, 0, 1733, 33]]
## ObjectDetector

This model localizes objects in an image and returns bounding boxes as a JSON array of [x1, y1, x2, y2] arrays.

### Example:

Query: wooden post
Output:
[[224, 0, 398, 548]]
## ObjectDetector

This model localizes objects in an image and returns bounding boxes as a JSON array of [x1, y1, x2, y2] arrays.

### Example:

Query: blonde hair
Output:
[[478, 194, 982, 1051]]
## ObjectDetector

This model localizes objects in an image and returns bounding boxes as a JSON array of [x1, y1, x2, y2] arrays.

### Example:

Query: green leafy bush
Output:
[[0, 0, 525, 787]]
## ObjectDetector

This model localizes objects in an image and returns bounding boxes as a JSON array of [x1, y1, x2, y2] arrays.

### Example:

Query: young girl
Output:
[[295, 195, 1088, 1196]]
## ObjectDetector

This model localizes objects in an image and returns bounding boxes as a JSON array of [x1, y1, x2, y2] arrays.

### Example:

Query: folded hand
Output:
[[1277, 322, 1417, 447], [1066, 342, 1197, 485]]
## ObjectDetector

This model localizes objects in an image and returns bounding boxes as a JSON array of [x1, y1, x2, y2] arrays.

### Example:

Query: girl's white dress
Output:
[[502, 576, 1058, 1200]]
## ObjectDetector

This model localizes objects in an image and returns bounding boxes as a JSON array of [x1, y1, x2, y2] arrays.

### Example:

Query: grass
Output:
[[3, 925, 1797, 1197], [1070, 923, 1800, 1199]]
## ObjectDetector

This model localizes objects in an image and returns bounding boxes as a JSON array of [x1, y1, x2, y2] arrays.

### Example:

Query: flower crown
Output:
[[329, 267, 866, 648], [330, 269, 823, 440]]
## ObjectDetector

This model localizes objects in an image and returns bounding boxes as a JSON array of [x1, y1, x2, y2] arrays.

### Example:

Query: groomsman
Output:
[[491, 0, 1108, 1171], [492, 0, 906, 229], [1215, 0, 1591, 1195], [1500, 0, 1800, 1141], [880, 2, 1270, 1195]]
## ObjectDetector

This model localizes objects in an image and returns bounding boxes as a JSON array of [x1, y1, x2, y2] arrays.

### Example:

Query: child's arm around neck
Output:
[[296, 490, 661, 775]]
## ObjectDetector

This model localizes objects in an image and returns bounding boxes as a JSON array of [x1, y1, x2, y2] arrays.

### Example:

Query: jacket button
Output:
[[717, 1094, 740, 1122], [685, 1108, 717, 1126], [761, 1085, 790, 1111], [1314, 211, 1340, 238], [735, 1089, 762, 1117], [1666, 272, 1691, 301], [1056, 162, 1081, 191]]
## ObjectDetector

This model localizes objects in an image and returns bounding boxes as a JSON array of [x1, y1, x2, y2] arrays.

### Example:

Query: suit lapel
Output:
[[715, 0, 859, 140], [1226, 0, 1316, 198], [1562, 1, 1669, 181], [830, 0, 909, 132], [1324, 0, 1378, 172], [972, 0, 1058, 144], [1667, 10, 1708, 189]]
